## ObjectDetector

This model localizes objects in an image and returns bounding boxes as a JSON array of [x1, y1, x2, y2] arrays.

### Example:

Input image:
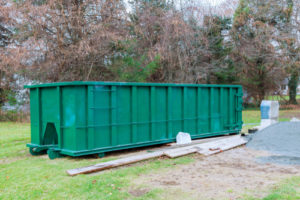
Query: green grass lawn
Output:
[[242, 108, 291, 133], [266, 95, 300, 101], [1, 108, 300, 199], [0, 122, 195, 200], [263, 177, 300, 200], [245, 177, 300, 200]]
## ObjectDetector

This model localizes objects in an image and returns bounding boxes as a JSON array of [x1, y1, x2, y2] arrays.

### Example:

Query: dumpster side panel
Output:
[[61, 87, 77, 151], [171, 87, 183, 137], [221, 87, 243, 131], [211, 88, 221, 132], [222, 88, 229, 129], [115, 86, 132, 145], [184, 87, 197, 135], [198, 88, 209, 134], [136, 86, 151, 142], [40, 87, 59, 147], [26, 82, 243, 157], [87, 85, 95, 150], [75, 86, 88, 151], [236, 87, 243, 130], [148, 86, 168, 141], [29, 88, 41, 145], [93, 85, 111, 147], [41, 87, 58, 124], [155, 87, 168, 140]]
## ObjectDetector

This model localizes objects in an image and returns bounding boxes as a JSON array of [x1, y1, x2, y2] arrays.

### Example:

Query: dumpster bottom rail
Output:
[[27, 129, 240, 159]]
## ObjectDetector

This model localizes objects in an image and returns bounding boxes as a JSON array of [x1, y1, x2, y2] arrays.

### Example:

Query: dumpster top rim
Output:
[[24, 81, 242, 89]]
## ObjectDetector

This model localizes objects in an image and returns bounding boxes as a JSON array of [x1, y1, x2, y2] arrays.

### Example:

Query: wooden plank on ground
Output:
[[165, 135, 245, 158], [168, 135, 231, 147], [66, 151, 164, 176], [196, 136, 247, 156], [67, 135, 247, 176], [164, 148, 198, 158]]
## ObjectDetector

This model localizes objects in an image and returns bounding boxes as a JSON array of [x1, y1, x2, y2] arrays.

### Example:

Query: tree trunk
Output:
[[288, 70, 299, 105], [0, 70, 5, 108], [258, 91, 265, 106]]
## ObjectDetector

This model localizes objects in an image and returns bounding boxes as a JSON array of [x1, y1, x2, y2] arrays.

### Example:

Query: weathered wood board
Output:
[[67, 135, 247, 176]]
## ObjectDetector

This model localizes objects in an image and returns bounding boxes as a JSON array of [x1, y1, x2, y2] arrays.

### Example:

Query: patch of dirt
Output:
[[132, 147, 300, 200], [161, 180, 179, 186], [129, 188, 149, 197]]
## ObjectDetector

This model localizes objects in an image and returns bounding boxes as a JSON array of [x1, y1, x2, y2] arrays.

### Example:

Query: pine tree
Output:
[[231, 0, 292, 104]]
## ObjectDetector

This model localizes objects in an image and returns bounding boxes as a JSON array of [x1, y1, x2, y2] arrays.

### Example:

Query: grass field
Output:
[[242, 108, 293, 133], [259, 177, 300, 200], [0, 122, 196, 200], [1, 108, 300, 199], [266, 95, 300, 101]]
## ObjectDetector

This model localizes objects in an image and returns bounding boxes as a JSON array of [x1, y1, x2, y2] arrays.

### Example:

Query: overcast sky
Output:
[[201, 0, 227, 6], [125, 0, 237, 16], [125, 0, 231, 9]]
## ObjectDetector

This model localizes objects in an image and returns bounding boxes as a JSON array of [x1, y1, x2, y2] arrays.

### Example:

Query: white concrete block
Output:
[[176, 132, 192, 145]]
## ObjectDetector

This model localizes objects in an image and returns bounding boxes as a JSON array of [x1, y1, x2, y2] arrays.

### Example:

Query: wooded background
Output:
[[1, 0, 300, 117]]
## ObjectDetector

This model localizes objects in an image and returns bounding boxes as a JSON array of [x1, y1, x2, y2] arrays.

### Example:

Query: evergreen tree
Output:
[[231, 0, 291, 104], [202, 16, 237, 84], [283, 0, 300, 104]]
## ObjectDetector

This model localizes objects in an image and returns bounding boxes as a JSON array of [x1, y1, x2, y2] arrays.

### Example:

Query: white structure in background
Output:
[[280, 78, 300, 95], [258, 100, 279, 130], [176, 132, 192, 145]]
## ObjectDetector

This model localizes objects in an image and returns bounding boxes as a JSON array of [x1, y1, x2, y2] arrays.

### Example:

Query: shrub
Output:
[[0, 110, 30, 122]]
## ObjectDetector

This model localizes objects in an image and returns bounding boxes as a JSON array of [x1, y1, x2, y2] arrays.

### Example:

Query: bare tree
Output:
[[0, 1, 16, 107], [3, 0, 129, 82], [3, 0, 300, 112]]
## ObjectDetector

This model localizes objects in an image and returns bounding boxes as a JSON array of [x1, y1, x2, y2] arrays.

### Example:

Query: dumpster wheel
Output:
[[29, 147, 45, 156], [97, 152, 105, 158], [47, 149, 62, 160]]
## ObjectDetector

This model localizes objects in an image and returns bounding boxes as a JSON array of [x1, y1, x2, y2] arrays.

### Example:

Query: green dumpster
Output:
[[25, 82, 243, 159]]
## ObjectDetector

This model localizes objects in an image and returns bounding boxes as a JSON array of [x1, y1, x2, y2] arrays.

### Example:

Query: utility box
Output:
[[260, 100, 279, 129], [25, 82, 243, 159]]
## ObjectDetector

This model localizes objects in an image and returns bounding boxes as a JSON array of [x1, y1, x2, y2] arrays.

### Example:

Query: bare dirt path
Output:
[[131, 147, 300, 200]]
